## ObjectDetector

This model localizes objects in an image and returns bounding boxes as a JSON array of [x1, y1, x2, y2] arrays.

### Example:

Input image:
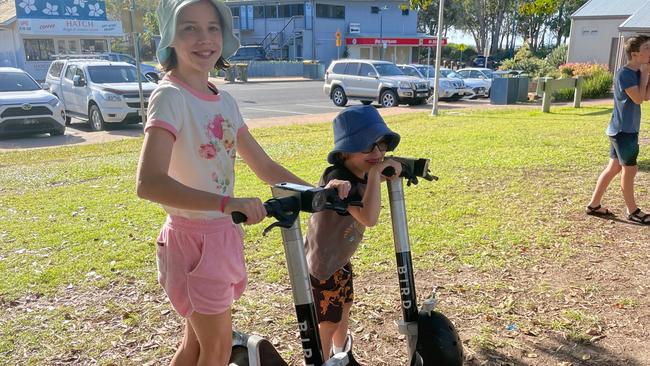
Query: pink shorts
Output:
[[156, 215, 247, 318]]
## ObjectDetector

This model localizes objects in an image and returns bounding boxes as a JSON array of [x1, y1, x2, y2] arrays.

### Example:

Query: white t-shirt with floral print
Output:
[[145, 75, 247, 219]]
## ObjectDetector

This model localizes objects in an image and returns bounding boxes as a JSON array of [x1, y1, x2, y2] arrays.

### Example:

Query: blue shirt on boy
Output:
[[607, 67, 641, 136]]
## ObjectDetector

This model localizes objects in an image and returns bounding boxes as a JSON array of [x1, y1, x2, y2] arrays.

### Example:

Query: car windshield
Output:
[[0, 72, 40, 92], [441, 69, 462, 79], [87, 66, 142, 83], [374, 64, 404, 76], [416, 66, 435, 78]]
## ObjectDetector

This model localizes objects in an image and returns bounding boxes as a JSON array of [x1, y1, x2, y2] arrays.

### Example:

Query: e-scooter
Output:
[[228, 157, 463, 366], [229, 182, 357, 366], [383, 157, 464, 366]]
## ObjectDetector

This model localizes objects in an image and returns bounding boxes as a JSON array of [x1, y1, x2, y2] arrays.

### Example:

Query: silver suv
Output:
[[323, 59, 430, 108], [45, 59, 157, 131]]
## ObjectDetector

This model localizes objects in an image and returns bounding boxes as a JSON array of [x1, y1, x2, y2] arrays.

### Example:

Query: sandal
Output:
[[586, 204, 614, 217], [627, 208, 650, 225]]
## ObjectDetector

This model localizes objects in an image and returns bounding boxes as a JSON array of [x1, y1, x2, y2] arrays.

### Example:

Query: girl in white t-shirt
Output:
[[136, 1, 350, 364]]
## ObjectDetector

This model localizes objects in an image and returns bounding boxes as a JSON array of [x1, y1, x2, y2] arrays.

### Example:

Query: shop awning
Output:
[[346, 37, 447, 47], [0, 1, 17, 27]]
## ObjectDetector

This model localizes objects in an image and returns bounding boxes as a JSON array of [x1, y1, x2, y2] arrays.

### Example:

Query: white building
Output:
[[0, 0, 123, 80], [567, 0, 650, 70]]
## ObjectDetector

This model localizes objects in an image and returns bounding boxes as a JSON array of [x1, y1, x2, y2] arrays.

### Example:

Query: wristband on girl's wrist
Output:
[[220, 196, 230, 213]]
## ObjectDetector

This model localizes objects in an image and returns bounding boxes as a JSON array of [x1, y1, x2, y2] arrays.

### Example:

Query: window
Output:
[[458, 70, 469, 78], [316, 4, 345, 19], [81, 39, 108, 53], [230, 6, 240, 17], [64, 65, 77, 80], [75, 67, 86, 82], [24, 39, 55, 61], [291, 4, 304, 16], [48, 61, 64, 78], [402, 67, 420, 77], [253, 6, 264, 18], [265, 5, 278, 18], [88, 66, 140, 83], [469, 70, 483, 78], [358, 64, 375, 77], [343, 62, 360, 75], [332, 63, 346, 74]]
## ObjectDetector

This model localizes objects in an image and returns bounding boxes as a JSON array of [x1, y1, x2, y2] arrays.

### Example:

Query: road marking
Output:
[[241, 107, 311, 115], [296, 104, 342, 110]]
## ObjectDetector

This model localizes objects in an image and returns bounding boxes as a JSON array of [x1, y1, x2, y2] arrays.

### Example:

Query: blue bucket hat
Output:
[[156, 0, 241, 64], [327, 105, 400, 164]]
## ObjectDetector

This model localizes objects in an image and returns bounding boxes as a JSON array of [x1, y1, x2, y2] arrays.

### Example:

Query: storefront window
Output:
[[81, 39, 108, 54], [24, 39, 55, 61], [316, 4, 345, 19]]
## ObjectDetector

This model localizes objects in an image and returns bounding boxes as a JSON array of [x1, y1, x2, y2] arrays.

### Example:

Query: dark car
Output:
[[229, 45, 268, 61], [472, 56, 495, 69]]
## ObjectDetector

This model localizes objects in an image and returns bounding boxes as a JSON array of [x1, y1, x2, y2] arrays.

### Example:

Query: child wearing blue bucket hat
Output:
[[136, 0, 339, 364], [304, 105, 402, 363]]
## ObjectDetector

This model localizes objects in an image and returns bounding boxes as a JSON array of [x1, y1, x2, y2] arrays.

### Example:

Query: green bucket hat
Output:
[[156, 0, 241, 64]]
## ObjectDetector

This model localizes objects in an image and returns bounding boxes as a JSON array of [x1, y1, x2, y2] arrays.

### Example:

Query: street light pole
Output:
[[379, 5, 388, 61], [431, 0, 444, 116]]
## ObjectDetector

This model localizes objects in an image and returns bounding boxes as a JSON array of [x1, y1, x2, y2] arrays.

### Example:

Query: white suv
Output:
[[323, 59, 430, 108], [0, 67, 65, 137], [45, 59, 157, 131]]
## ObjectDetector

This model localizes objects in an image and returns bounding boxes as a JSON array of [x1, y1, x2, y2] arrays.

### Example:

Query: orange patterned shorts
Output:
[[310, 263, 353, 323]]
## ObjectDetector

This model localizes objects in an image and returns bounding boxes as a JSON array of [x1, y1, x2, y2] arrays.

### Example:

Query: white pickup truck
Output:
[[45, 59, 157, 131]]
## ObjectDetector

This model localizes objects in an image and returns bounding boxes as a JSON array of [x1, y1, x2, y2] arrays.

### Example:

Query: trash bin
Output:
[[235, 63, 248, 82], [516, 75, 529, 102], [224, 67, 236, 82], [490, 77, 518, 105]]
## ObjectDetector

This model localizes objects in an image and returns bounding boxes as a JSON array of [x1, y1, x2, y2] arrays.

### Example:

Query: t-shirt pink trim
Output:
[[164, 75, 220, 101], [146, 119, 178, 140]]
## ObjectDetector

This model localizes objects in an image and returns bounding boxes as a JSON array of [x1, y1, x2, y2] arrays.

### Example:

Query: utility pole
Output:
[[431, 0, 444, 116], [129, 0, 146, 125]]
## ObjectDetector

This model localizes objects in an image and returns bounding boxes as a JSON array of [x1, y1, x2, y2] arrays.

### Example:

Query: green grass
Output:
[[1, 104, 648, 363]]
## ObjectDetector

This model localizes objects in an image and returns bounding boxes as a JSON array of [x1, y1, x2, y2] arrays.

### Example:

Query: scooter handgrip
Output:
[[231, 212, 247, 224], [382, 166, 396, 177]]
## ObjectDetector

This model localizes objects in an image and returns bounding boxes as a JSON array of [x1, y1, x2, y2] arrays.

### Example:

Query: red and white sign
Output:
[[346, 37, 447, 47]]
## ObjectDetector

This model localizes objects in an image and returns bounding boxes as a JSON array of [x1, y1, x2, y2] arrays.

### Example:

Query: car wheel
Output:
[[361, 100, 372, 106], [50, 128, 65, 136], [89, 104, 106, 131], [380, 90, 398, 108], [331, 87, 348, 107]]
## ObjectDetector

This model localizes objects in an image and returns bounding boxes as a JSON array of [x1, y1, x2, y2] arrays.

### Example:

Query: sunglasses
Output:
[[362, 141, 389, 154]]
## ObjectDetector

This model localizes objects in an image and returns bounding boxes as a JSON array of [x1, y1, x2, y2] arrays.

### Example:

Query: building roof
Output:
[[572, 0, 649, 18], [619, 1, 650, 31], [0, 0, 16, 26]]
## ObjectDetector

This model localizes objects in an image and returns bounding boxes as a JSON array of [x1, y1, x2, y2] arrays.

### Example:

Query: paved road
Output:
[[0, 79, 488, 151]]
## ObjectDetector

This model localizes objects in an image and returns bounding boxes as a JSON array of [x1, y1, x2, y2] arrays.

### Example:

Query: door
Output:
[[356, 63, 379, 98], [341, 62, 361, 96], [70, 67, 89, 116], [61, 65, 79, 112]]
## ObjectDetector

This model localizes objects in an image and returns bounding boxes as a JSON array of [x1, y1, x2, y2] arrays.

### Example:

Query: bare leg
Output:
[[332, 301, 353, 350], [621, 165, 639, 213], [588, 158, 622, 212], [188, 309, 233, 366], [170, 319, 200, 366], [318, 321, 339, 361]]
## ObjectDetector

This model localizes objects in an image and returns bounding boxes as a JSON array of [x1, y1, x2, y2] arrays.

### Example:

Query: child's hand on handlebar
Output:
[[324, 179, 351, 199], [371, 158, 402, 180], [223, 197, 266, 224]]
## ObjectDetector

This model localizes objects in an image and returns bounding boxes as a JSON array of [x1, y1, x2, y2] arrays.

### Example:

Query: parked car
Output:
[[45, 59, 157, 131], [398, 64, 473, 101], [472, 56, 496, 68], [323, 59, 430, 107], [53, 53, 162, 82], [457, 68, 495, 97], [0, 67, 65, 137], [228, 45, 268, 61], [446, 68, 489, 98]]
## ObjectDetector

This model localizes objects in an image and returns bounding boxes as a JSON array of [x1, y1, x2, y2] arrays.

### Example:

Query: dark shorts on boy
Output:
[[609, 132, 639, 166], [310, 263, 354, 323]]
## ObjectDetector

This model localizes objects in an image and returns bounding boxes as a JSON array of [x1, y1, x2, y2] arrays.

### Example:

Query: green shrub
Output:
[[552, 65, 613, 101], [498, 43, 555, 77], [546, 44, 568, 68]]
